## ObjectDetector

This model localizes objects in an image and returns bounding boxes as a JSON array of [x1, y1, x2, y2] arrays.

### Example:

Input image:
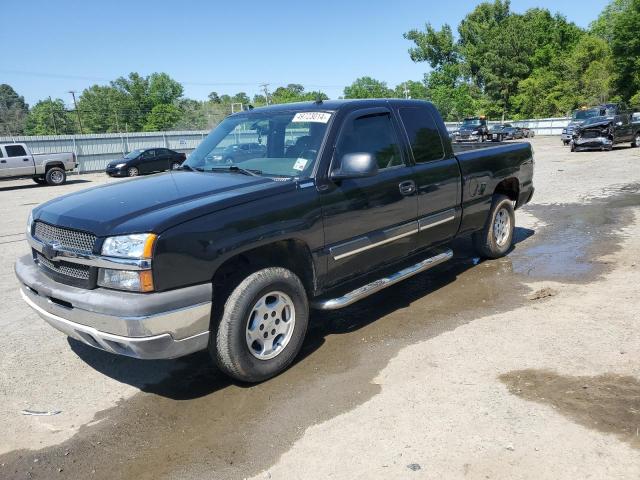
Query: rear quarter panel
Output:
[[455, 142, 534, 235]]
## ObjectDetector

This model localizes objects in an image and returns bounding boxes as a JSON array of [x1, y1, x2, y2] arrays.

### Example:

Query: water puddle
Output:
[[500, 369, 640, 449]]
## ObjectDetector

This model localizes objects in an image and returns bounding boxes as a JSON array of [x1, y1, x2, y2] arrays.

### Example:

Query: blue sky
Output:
[[2, 0, 605, 107]]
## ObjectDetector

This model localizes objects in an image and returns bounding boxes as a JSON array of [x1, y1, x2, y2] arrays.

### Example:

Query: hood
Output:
[[33, 171, 296, 237], [576, 117, 612, 132]]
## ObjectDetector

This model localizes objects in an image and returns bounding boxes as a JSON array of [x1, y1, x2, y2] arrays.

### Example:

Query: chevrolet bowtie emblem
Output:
[[42, 241, 61, 261]]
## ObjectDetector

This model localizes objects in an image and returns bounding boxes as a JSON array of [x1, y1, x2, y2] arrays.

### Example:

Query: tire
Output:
[[170, 162, 181, 170], [632, 132, 640, 148], [210, 267, 309, 383], [127, 167, 139, 176], [473, 194, 515, 259], [570, 141, 576, 152], [32, 177, 47, 185], [45, 167, 66, 186]]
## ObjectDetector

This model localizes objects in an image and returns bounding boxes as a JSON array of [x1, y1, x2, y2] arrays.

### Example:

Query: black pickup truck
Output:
[[15, 99, 534, 382]]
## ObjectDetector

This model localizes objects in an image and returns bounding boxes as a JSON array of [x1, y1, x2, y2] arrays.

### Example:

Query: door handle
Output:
[[23, 158, 30, 162], [399, 180, 416, 196], [0, 160, 6, 164]]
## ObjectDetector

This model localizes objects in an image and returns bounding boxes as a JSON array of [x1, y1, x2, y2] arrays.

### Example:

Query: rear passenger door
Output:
[[397, 106, 461, 251], [322, 108, 419, 286]]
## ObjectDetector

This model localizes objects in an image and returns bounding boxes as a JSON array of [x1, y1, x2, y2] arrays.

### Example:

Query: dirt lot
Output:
[[0, 137, 639, 479]]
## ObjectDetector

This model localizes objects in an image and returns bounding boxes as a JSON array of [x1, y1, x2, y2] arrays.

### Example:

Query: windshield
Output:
[[462, 119, 481, 126], [124, 149, 143, 159], [573, 109, 598, 121], [185, 110, 332, 178]]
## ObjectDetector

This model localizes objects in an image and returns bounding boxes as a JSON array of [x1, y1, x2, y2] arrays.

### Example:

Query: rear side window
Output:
[[5, 145, 27, 157], [337, 113, 403, 170], [398, 108, 444, 163]]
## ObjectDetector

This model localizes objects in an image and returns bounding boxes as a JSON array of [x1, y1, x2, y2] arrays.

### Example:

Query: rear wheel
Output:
[[127, 167, 139, 176], [473, 194, 515, 259], [210, 267, 309, 382], [45, 167, 66, 186], [632, 132, 640, 148], [170, 162, 180, 170]]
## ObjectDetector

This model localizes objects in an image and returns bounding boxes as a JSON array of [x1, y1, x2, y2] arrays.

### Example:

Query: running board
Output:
[[311, 248, 453, 310]]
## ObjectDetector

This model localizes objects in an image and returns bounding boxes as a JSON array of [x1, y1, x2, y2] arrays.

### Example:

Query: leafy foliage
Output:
[[25, 98, 76, 135], [0, 84, 29, 136]]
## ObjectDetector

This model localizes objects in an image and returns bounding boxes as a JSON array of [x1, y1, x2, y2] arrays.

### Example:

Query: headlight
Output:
[[115, 163, 126, 168], [471, 130, 479, 135], [97, 269, 154, 292], [26, 211, 33, 236], [101, 233, 157, 259]]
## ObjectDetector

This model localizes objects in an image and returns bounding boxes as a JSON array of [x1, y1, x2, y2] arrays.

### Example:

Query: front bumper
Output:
[[105, 166, 127, 176], [572, 136, 612, 151], [15, 255, 212, 359]]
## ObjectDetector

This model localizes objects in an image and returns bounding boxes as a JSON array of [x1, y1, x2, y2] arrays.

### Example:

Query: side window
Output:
[[337, 113, 403, 170], [5, 145, 27, 157], [398, 108, 444, 163], [0, 148, 4, 158], [141, 149, 155, 159]]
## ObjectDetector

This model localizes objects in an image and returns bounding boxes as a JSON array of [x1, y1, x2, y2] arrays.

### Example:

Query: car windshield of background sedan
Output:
[[461, 119, 481, 126], [124, 149, 143, 159], [185, 111, 332, 178]]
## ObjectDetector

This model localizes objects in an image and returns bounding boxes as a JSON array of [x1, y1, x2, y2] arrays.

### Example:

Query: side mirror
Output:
[[330, 152, 378, 181]]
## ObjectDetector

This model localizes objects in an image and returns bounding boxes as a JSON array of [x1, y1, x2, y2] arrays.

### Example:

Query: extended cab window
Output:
[[337, 113, 403, 170], [5, 145, 27, 157], [398, 108, 444, 163]]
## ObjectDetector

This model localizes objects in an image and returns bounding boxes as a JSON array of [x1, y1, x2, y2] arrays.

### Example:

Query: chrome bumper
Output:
[[15, 255, 212, 359]]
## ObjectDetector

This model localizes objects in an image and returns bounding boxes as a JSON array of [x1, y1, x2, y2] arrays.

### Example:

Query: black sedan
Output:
[[105, 148, 186, 177]]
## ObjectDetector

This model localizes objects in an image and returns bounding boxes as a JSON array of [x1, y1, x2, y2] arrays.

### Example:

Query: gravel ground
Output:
[[0, 137, 639, 479]]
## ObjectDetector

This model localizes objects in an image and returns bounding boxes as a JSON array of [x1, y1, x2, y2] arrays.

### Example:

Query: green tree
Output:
[[344, 77, 393, 98], [77, 85, 130, 133], [393, 80, 428, 99], [143, 104, 181, 131], [208, 91, 221, 103], [610, 0, 640, 100], [148, 73, 183, 105], [25, 98, 76, 135], [0, 84, 29, 135], [590, 0, 631, 42]]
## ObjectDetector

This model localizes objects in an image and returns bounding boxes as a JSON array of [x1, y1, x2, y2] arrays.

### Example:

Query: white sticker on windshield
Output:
[[293, 158, 308, 171], [292, 112, 331, 123]]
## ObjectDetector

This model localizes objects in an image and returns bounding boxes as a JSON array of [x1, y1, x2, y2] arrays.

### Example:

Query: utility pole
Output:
[[260, 83, 270, 105], [403, 83, 410, 99], [48, 97, 58, 135], [68, 90, 84, 134]]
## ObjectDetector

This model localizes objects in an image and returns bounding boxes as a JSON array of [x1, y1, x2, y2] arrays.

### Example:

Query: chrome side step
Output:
[[311, 248, 453, 310]]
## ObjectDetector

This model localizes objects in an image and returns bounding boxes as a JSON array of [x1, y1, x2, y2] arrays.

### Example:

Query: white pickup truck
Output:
[[0, 143, 77, 185]]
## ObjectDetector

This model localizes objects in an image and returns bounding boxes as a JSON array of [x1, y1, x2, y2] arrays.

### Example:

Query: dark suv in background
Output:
[[106, 148, 186, 177]]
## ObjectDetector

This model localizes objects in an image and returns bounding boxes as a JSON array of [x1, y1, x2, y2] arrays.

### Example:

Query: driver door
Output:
[[322, 108, 419, 287]]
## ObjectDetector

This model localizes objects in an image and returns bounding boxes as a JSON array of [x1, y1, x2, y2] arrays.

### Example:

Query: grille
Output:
[[34, 221, 96, 254], [36, 253, 90, 280], [581, 130, 604, 139]]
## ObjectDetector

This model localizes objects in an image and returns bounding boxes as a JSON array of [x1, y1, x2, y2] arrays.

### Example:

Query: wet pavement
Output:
[[2, 185, 639, 479]]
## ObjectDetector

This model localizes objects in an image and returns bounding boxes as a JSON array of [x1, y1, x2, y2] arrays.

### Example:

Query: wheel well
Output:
[[494, 177, 519, 203], [45, 162, 64, 171], [212, 239, 316, 299]]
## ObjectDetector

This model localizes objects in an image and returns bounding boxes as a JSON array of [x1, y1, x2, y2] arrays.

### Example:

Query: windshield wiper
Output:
[[210, 166, 262, 176]]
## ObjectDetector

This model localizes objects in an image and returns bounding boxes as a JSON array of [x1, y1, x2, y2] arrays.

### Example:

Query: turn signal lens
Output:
[[97, 269, 155, 292]]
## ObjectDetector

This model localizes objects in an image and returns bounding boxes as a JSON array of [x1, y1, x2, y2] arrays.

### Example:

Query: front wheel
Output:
[[170, 162, 181, 170], [473, 194, 515, 259], [127, 167, 139, 177], [45, 167, 66, 186], [210, 267, 309, 383], [632, 133, 640, 148]]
